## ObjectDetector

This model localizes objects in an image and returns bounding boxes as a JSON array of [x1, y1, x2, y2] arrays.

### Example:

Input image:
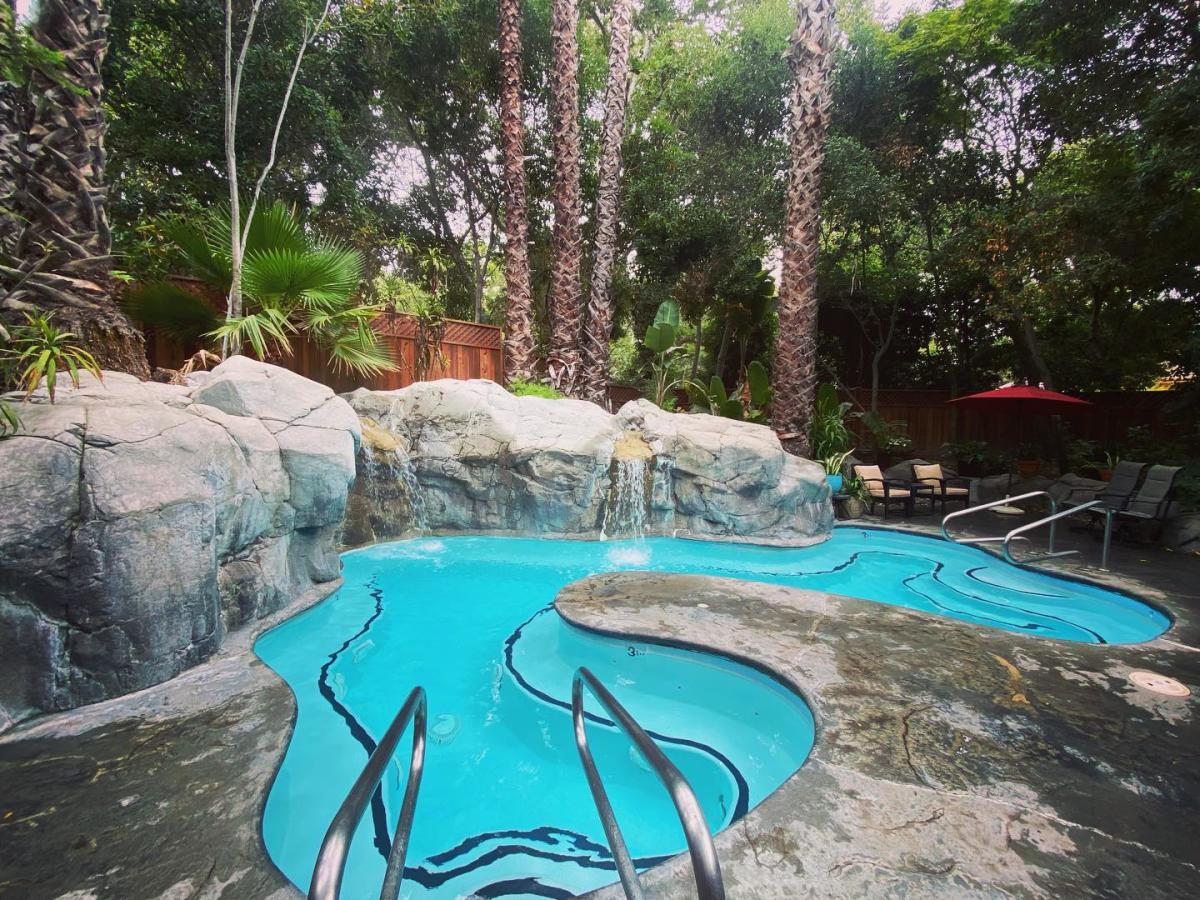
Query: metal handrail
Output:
[[1002, 499, 1115, 569], [309, 686, 427, 900], [572, 667, 725, 900], [941, 491, 1058, 547]]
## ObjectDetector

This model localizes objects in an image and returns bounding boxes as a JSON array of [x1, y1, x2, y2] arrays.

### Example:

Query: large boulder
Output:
[[0, 359, 359, 730], [341, 380, 832, 547]]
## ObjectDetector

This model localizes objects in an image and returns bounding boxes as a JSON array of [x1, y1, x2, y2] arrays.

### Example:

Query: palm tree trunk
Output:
[[498, 0, 536, 381], [1, 0, 147, 376], [771, 0, 837, 456], [546, 0, 584, 395], [579, 0, 634, 407]]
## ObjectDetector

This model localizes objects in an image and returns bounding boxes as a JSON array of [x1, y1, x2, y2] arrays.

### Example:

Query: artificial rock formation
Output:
[[341, 379, 833, 546], [0, 357, 359, 730]]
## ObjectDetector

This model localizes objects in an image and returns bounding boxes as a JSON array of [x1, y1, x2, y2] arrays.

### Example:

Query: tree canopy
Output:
[[96, 0, 1198, 394]]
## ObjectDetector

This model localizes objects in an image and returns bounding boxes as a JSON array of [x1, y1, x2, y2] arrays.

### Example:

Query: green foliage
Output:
[[0, 4, 84, 93], [808, 384, 854, 460], [857, 410, 912, 455], [507, 378, 563, 400], [124, 202, 394, 375], [1, 314, 103, 403], [643, 300, 688, 407], [686, 360, 773, 423], [820, 449, 856, 477]]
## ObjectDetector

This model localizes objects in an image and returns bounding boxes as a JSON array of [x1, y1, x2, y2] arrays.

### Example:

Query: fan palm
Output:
[[124, 202, 394, 376]]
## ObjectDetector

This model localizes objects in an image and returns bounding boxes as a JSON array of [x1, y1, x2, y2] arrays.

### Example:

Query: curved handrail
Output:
[[309, 686, 427, 900], [572, 667, 725, 900], [1002, 500, 1101, 565], [941, 491, 1057, 542]]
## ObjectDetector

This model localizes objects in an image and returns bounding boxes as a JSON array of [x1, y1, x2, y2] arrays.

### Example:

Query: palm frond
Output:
[[324, 321, 397, 376], [162, 217, 232, 289], [242, 246, 363, 309], [206, 308, 295, 361], [243, 200, 306, 256], [121, 282, 223, 346]]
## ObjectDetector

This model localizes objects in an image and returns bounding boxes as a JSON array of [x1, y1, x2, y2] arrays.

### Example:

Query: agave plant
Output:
[[1, 312, 103, 403], [123, 202, 394, 375]]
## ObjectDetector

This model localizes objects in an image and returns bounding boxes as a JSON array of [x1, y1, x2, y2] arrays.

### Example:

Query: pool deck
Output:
[[0, 524, 1197, 899]]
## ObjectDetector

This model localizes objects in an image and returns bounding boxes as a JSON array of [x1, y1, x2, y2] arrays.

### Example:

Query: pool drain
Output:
[[1128, 670, 1190, 697]]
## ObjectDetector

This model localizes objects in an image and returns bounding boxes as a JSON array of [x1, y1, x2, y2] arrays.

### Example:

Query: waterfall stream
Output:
[[360, 444, 428, 533], [601, 456, 649, 539]]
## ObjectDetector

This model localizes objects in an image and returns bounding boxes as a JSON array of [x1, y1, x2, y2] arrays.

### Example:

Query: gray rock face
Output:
[[341, 380, 833, 547], [0, 358, 359, 730]]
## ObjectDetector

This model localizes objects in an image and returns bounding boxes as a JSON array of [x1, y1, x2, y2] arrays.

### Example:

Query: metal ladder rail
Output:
[[1002, 500, 1115, 569], [941, 491, 1057, 548], [572, 667, 725, 900], [309, 686, 427, 900]]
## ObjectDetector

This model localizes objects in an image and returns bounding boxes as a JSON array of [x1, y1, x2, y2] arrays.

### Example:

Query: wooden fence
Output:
[[844, 387, 1178, 454], [144, 310, 504, 394]]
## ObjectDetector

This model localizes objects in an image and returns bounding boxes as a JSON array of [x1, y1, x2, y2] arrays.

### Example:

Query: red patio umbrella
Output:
[[947, 384, 1093, 414], [947, 385, 1092, 509]]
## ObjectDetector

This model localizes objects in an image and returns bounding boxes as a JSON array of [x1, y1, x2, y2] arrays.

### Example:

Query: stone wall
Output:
[[341, 379, 833, 547], [0, 358, 360, 730]]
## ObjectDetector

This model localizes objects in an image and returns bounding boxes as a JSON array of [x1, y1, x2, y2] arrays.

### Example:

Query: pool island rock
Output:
[[0, 358, 360, 729], [342, 379, 833, 547]]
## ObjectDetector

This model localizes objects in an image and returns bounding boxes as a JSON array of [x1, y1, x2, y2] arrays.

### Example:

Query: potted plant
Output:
[[1015, 442, 1042, 480], [1098, 449, 1120, 482], [821, 449, 855, 494], [838, 475, 868, 519], [947, 440, 990, 477], [859, 411, 911, 470]]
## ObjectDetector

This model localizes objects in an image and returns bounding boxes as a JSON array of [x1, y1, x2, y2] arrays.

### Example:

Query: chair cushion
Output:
[[886, 488, 911, 498], [913, 463, 943, 487], [853, 465, 889, 497], [944, 486, 969, 496]]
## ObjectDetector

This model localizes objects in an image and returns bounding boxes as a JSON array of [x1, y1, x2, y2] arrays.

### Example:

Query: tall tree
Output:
[[222, 0, 331, 352], [772, 0, 837, 455], [546, 0, 584, 394], [1, 0, 147, 376], [498, 0, 536, 381], [580, 0, 634, 407]]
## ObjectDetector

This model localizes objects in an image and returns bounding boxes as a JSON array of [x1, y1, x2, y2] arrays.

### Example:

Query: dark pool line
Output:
[[963, 565, 1067, 599], [925, 561, 1108, 643], [502, 605, 752, 821], [682, 546, 1109, 641], [472, 877, 574, 898], [427, 826, 611, 867], [315, 580, 393, 858]]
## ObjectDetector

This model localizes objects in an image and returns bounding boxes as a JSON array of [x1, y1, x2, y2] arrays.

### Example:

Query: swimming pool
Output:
[[257, 529, 1168, 898]]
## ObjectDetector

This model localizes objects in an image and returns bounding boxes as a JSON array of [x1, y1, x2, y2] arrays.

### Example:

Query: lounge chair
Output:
[[852, 464, 914, 519], [1116, 465, 1182, 538], [1064, 460, 1145, 515], [912, 463, 971, 514]]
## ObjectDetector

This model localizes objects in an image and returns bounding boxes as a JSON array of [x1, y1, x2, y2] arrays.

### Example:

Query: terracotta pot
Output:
[[1017, 459, 1041, 479], [1099, 468, 1114, 482]]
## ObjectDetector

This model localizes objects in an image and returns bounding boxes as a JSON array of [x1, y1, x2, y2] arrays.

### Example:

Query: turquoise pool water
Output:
[[257, 529, 1168, 899]]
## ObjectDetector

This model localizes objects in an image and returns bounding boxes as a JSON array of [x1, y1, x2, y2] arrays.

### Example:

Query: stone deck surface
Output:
[[559, 572, 1199, 899], [0, 527, 1197, 899]]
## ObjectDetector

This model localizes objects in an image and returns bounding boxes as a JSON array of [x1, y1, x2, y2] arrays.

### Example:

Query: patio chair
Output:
[[912, 463, 971, 514], [1065, 460, 1145, 516], [1116, 465, 1183, 539], [852, 464, 913, 519]]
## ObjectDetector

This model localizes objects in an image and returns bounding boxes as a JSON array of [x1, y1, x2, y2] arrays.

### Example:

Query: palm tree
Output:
[[498, 0, 536, 382], [580, 0, 634, 408], [123, 202, 394, 376], [546, 0, 584, 395], [0, 0, 148, 377], [771, 0, 837, 456]]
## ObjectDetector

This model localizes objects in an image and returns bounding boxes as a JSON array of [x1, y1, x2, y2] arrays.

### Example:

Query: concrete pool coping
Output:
[[0, 529, 1196, 898]]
